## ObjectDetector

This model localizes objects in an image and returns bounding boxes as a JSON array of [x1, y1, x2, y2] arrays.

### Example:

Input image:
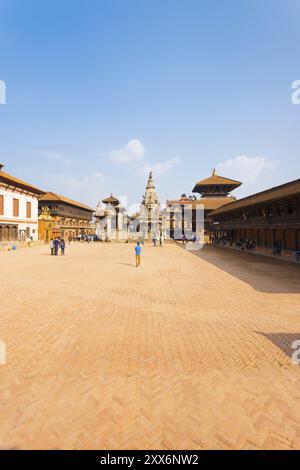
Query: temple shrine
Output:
[[165, 169, 241, 241]]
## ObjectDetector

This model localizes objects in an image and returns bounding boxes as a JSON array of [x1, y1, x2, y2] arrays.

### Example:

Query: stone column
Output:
[[106, 216, 112, 241]]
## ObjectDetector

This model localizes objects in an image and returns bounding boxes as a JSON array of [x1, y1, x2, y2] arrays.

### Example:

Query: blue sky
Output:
[[0, 0, 299, 210]]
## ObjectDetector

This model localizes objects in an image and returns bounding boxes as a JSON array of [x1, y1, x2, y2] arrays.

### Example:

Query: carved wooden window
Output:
[[26, 202, 31, 218], [13, 198, 19, 217]]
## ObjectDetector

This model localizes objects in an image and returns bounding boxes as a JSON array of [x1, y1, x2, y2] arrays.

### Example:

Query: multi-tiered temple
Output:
[[138, 171, 162, 239], [95, 194, 128, 241], [165, 169, 241, 241], [192, 169, 241, 238], [94, 169, 242, 242]]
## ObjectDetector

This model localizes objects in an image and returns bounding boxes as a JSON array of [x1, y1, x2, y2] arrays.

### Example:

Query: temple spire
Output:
[[146, 170, 155, 189], [143, 171, 159, 206]]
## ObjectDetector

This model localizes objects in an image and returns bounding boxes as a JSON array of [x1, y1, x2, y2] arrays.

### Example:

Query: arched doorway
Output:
[[4, 225, 10, 241], [11, 226, 18, 241], [297, 229, 300, 250], [258, 229, 264, 247], [284, 229, 296, 250], [251, 229, 257, 242], [274, 228, 282, 243], [265, 229, 272, 247]]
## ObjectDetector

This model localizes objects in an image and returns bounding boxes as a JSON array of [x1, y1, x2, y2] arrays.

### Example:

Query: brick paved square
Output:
[[0, 243, 300, 449]]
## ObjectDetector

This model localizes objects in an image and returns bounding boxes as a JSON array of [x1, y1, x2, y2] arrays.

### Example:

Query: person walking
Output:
[[60, 238, 66, 256], [53, 237, 59, 256], [159, 234, 164, 247], [50, 238, 54, 256], [135, 241, 142, 267]]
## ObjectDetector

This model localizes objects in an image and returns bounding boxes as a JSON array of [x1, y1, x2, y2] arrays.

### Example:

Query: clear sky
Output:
[[0, 0, 299, 211]]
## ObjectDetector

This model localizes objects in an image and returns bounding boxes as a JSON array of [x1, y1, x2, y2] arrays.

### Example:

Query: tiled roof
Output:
[[193, 174, 242, 186], [39, 192, 94, 212], [210, 179, 300, 216], [166, 196, 236, 210], [130, 212, 140, 219], [102, 194, 120, 205], [0, 170, 45, 194], [195, 170, 242, 188]]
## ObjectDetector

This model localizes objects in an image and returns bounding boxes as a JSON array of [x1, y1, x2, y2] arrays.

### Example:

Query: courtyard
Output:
[[0, 242, 300, 449]]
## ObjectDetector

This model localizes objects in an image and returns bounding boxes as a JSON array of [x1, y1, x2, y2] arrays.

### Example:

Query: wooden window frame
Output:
[[0, 195, 3, 216], [13, 198, 19, 217], [26, 201, 32, 219]]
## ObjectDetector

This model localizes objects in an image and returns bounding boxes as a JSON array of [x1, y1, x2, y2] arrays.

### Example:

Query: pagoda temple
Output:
[[165, 169, 242, 241], [95, 194, 128, 241], [192, 169, 241, 197], [192, 169, 241, 240]]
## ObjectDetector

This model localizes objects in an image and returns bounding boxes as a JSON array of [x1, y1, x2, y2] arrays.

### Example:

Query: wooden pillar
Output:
[[293, 229, 296, 250], [271, 228, 275, 248]]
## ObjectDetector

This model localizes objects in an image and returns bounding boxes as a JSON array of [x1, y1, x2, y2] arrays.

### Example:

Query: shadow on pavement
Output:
[[184, 244, 300, 294], [117, 262, 136, 268], [255, 332, 300, 360]]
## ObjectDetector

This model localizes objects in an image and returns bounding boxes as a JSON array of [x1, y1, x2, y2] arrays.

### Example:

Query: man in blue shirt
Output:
[[53, 237, 59, 256], [135, 241, 142, 267]]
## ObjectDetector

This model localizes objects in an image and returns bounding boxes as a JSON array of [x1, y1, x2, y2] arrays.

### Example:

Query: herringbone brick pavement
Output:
[[0, 242, 300, 449]]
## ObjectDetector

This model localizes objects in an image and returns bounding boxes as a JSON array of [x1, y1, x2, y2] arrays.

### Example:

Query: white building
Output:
[[95, 194, 128, 241], [0, 164, 45, 243]]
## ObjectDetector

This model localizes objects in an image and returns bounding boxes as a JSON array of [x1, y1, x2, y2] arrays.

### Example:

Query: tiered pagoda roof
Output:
[[166, 195, 236, 210], [192, 169, 242, 196], [167, 170, 241, 212], [102, 194, 120, 206]]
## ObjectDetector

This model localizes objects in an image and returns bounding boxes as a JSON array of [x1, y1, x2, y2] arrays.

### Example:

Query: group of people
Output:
[[236, 239, 257, 250], [76, 234, 94, 243], [211, 235, 257, 251], [152, 234, 164, 247], [181, 234, 198, 244], [50, 238, 66, 256]]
